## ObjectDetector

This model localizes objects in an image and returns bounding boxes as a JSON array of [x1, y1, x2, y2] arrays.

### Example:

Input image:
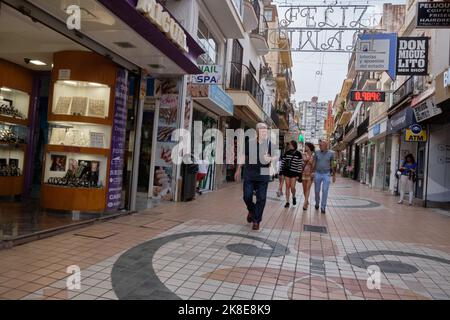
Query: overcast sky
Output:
[[274, 0, 407, 104]]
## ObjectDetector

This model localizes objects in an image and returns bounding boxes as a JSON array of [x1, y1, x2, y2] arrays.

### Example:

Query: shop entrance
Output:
[[192, 105, 219, 193], [0, 4, 141, 239]]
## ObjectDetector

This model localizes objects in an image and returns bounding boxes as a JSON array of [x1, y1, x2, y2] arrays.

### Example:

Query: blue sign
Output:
[[372, 123, 381, 136], [410, 124, 422, 135], [359, 33, 398, 80], [388, 107, 417, 134], [209, 85, 234, 116]]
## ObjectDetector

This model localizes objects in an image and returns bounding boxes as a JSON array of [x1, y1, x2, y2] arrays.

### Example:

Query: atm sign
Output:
[[350, 91, 386, 102]]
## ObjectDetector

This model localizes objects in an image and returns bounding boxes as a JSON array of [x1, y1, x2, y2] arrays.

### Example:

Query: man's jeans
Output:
[[314, 172, 331, 210], [243, 180, 269, 224]]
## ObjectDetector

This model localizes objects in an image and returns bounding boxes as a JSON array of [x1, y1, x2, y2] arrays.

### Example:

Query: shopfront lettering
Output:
[[136, 0, 188, 52]]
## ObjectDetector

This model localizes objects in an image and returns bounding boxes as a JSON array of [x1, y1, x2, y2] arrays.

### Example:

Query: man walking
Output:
[[313, 140, 336, 214], [235, 123, 274, 231]]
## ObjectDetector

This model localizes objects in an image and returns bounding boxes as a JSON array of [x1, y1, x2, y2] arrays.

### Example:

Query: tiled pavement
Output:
[[1, 178, 450, 300]]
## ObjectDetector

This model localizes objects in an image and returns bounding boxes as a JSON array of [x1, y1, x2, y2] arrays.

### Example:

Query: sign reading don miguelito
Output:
[[397, 37, 429, 76]]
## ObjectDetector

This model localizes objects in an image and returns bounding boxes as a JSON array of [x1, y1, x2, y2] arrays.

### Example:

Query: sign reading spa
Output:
[[136, 0, 188, 52]]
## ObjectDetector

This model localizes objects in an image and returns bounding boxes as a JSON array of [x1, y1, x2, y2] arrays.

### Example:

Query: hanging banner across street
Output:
[[397, 37, 429, 76]]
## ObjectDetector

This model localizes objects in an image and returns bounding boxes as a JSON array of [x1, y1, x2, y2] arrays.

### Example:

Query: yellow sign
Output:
[[406, 129, 427, 142], [136, 0, 188, 52]]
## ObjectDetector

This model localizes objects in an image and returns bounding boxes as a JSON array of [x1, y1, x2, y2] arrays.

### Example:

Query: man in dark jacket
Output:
[[235, 123, 275, 231]]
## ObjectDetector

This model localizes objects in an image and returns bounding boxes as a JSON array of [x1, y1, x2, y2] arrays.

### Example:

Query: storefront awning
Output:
[[26, 0, 204, 75], [189, 84, 234, 117]]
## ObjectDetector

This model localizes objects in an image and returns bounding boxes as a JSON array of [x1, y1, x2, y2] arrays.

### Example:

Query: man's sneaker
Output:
[[315, 205, 320, 210], [321, 208, 326, 214], [284, 203, 290, 208], [247, 212, 253, 223], [293, 197, 297, 206], [252, 223, 260, 231], [398, 200, 403, 204]]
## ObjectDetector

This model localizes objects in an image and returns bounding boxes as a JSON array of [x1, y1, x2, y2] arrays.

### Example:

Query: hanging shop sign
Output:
[[388, 107, 416, 134], [413, 99, 443, 123], [191, 65, 223, 85], [406, 124, 427, 142], [355, 33, 397, 79], [397, 37, 429, 76], [136, 0, 188, 52], [417, 1, 450, 28], [350, 90, 386, 102], [188, 84, 233, 116], [107, 68, 128, 211]]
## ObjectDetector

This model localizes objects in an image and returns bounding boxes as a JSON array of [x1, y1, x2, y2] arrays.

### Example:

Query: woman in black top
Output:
[[280, 140, 304, 208]]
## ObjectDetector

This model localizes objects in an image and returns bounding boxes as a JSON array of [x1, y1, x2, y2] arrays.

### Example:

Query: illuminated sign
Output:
[[350, 91, 386, 103], [136, 0, 188, 52], [406, 124, 427, 142]]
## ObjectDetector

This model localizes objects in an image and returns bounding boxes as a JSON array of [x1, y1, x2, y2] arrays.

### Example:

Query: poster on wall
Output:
[[152, 166, 174, 201], [397, 37, 429, 76], [152, 91, 179, 202], [417, 1, 450, 28], [107, 68, 128, 211]]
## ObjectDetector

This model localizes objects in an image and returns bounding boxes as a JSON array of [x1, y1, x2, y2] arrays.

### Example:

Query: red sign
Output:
[[350, 91, 386, 103]]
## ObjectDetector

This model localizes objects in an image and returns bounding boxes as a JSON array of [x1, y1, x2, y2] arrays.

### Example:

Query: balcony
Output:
[[357, 117, 370, 137], [227, 62, 265, 123], [243, 0, 259, 32], [204, 0, 245, 39], [271, 109, 280, 128], [250, 15, 269, 56], [391, 77, 414, 109]]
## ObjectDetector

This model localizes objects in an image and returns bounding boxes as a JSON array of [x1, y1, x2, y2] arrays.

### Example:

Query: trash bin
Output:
[[181, 162, 198, 202]]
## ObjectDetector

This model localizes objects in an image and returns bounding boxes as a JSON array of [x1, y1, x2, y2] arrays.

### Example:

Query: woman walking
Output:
[[277, 143, 289, 197], [280, 140, 304, 208], [301, 142, 315, 210], [398, 154, 417, 206]]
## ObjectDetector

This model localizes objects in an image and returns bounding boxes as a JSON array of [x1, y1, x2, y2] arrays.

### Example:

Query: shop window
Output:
[[197, 18, 219, 65]]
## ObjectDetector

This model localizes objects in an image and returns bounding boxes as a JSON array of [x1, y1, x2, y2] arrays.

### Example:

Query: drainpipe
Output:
[[424, 125, 431, 208]]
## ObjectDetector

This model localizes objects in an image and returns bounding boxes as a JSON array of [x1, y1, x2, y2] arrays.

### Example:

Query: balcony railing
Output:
[[344, 121, 355, 136], [251, 12, 269, 43], [392, 76, 414, 108], [357, 117, 370, 137], [229, 62, 265, 108]]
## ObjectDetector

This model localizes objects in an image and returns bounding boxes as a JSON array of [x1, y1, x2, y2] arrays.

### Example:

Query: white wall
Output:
[[427, 124, 450, 203]]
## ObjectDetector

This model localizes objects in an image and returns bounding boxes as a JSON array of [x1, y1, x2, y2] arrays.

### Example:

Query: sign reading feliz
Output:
[[191, 65, 223, 85], [136, 0, 188, 52]]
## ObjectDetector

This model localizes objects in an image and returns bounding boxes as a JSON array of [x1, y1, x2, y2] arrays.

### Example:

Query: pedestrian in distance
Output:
[[234, 123, 275, 231], [302, 142, 315, 211], [313, 140, 336, 214], [280, 140, 304, 208], [398, 154, 417, 206], [276, 143, 289, 198]]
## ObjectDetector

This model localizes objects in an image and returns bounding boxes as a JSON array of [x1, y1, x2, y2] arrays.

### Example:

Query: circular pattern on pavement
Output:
[[111, 231, 290, 300]]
